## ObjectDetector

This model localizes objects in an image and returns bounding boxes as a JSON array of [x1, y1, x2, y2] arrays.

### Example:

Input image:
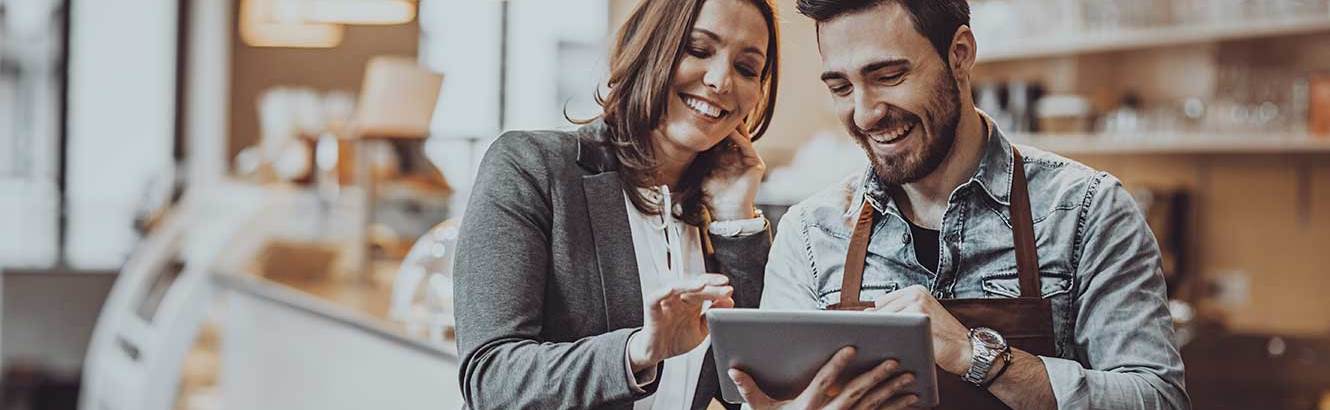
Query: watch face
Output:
[[975, 328, 1006, 349]]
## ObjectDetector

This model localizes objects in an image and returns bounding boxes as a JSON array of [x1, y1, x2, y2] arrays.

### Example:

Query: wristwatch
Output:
[[962, 327, 1010, 387]]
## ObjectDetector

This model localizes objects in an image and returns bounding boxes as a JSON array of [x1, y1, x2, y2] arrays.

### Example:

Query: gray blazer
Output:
[[454, 122, 771, 409]]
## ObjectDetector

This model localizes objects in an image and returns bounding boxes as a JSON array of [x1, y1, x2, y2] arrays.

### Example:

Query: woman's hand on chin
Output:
[[703, 126, 765, 221], [627, 273, 735, 372]]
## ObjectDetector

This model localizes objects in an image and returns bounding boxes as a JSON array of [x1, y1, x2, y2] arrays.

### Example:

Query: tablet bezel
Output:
[[706, 308, 939, 406]]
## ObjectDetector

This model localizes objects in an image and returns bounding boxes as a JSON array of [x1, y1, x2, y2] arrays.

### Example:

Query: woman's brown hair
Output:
[[583, 0, 780, 225]]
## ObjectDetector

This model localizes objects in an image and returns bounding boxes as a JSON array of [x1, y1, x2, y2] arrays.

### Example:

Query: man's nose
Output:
[[853, 89, 887, 131]]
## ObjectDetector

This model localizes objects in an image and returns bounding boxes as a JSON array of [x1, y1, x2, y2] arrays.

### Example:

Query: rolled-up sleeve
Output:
[[1046, 175, 1190, 410]]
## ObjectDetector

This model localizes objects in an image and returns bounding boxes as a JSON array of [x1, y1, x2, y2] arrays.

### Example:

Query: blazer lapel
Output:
[[581, 172, 644, 332]]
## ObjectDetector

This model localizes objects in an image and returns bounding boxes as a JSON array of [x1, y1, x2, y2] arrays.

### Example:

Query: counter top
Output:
[[211, 270, 459, 362]]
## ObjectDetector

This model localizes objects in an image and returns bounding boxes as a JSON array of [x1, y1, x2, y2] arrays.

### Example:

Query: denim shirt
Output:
[[761, 119, 1189, 409]]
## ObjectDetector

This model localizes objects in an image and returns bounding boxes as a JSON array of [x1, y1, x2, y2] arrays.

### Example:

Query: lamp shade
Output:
[[354, 56, 444, 139]]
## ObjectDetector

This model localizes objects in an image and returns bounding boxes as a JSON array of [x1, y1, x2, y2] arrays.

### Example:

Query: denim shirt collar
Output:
[[968, 110, 1016, 207], [847, 110, 1015, 219]]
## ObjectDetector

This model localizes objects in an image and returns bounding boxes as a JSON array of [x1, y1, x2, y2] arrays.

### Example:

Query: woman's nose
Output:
[[702, 61, 732, 95]]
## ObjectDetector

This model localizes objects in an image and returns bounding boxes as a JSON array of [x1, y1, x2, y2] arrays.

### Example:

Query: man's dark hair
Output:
[[797, 0, 970, 63]]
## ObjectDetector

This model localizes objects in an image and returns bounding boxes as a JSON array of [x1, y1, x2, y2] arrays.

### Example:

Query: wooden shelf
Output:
[[978, 15, 1330, 63], [1011, 133, 1330, 155]]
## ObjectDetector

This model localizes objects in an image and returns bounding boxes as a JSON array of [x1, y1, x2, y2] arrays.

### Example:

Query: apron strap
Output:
[[1009, 148, 1040, 298], [838, 201, 877, 308], [837, 147, 1042, 305]]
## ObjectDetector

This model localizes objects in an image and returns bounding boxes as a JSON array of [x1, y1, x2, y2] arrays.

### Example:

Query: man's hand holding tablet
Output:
[[728, 346, 919, 409]]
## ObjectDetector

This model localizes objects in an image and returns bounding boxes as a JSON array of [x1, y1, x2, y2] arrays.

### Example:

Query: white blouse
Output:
[[622, 187, 764, 409]]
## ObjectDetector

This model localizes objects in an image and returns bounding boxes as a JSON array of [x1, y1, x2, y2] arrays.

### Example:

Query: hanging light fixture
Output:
[[240, 0, 417, 48], [305, 0, 415, 26], [240, 0, 344, 48]]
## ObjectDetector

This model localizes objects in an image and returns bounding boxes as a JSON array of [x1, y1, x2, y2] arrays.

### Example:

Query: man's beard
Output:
[[850, 69, 962, 186]]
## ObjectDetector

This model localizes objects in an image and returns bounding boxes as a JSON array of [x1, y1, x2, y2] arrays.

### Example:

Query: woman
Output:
[[453, 0, 779, 408]]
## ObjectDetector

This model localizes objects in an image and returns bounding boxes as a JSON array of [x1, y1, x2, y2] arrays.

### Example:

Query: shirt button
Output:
[[901, 232, 910, 244]]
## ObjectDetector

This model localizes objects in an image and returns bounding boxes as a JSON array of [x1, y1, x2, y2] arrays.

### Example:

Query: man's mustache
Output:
[[850, 106, 921, 138]]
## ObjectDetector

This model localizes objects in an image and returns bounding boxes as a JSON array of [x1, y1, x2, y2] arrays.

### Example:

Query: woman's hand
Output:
[[627, 274, 735, 372], [703, 127, 766, 221], [729, 347, 919, 410]]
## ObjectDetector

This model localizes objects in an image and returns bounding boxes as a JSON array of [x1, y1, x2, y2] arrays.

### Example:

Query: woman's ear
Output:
[[948, 26, 978, 83]]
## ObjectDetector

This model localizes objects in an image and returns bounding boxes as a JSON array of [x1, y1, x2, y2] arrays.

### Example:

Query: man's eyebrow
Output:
[[821, 58, 912, 82], [861, 59, 911, 75]]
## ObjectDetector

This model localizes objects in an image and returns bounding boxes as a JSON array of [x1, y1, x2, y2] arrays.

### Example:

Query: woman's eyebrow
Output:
[[694, 28, 766, 59]]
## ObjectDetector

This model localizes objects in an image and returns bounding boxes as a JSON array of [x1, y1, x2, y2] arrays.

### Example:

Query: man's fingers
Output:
[[728, 369, 776, 407], [883, 394, 920, 410], [807, 346, 856, 397], [854, 372, 917, 410], [861, 392, 918, 410], [873, 286, 924, 309], [873, 297, 914, 313], [835, 359, 900, 404]]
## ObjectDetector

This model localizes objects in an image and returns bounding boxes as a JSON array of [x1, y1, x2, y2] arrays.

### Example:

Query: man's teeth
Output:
[[871, 122, 916, 143], [683, 95, 725, 119]]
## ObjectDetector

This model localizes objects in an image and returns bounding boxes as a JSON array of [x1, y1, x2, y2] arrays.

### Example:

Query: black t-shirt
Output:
[[905, 218, 941, 274]]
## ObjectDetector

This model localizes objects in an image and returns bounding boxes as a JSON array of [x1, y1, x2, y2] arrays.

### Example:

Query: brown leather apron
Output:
[[827, 148, 1055, 409]]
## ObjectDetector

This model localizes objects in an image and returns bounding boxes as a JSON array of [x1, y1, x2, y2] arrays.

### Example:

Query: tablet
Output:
[[706, 309, 938, 406]]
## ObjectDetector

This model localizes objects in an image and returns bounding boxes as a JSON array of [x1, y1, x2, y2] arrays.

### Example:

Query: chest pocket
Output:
[[979, 271, 1075, 358], [818, 281, 899, 308], [980, 272, 1073, 299]]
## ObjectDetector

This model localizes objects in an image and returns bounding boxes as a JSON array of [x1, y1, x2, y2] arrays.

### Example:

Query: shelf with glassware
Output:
[[977, 15, 1330, 63], [973, 56, 1330, 155], [1011, 132, 1330, 156]]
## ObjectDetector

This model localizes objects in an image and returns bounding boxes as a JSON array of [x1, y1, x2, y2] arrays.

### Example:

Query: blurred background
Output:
[[0, 0, 1327, 409]]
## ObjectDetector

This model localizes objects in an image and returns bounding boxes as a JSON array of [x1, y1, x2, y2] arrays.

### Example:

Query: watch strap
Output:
[[980, 348, 1015, 390]]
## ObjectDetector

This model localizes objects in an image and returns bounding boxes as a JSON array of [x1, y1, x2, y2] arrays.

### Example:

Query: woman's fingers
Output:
[[679, 285, 733, 304], [727, 127, 764, 167], [649, 274, 730, 305], [708, 296, 736, 309]]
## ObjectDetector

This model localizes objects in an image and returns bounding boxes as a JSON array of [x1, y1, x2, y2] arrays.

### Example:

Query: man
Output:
[[736, 0, 1189, 409]]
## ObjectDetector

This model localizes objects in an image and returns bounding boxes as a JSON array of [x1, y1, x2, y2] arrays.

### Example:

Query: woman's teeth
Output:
[[870, 121, 916, 144], [682, 95, 727, 119]]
